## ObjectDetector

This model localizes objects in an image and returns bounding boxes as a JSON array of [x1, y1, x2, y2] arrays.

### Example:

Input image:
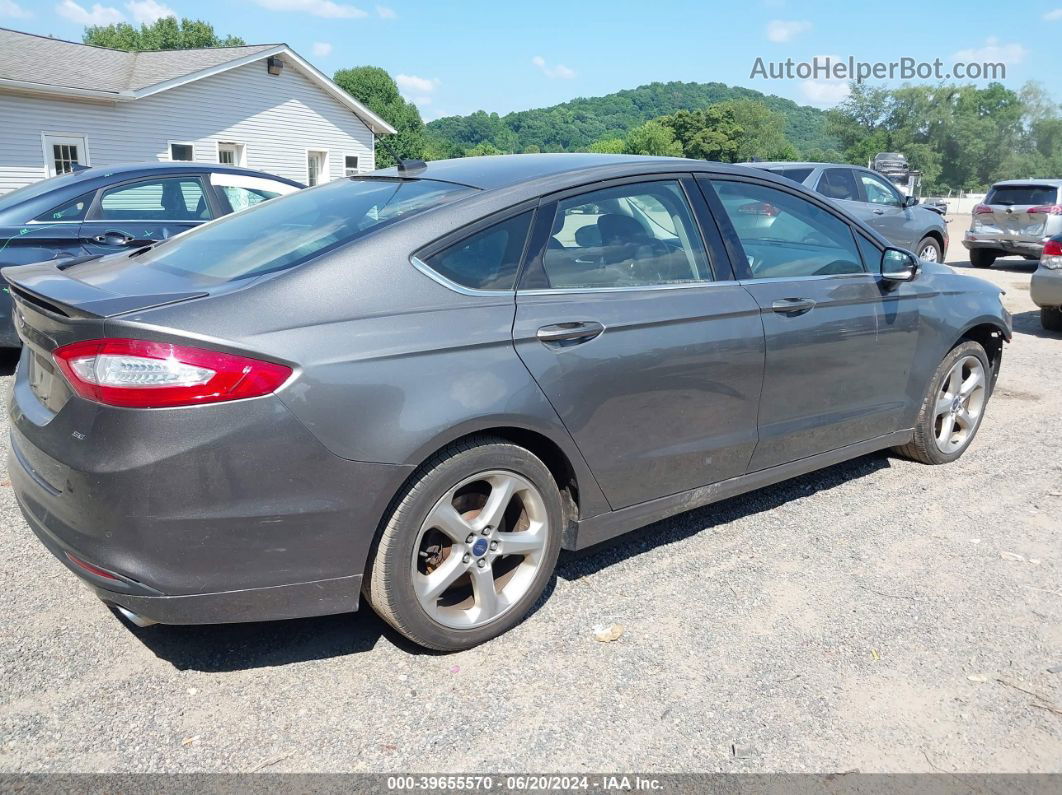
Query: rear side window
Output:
[[134, 178, 474, 284], [817, 169, 859, 201], [33, 191, 95, 222], [423, 212, 533, 290], [986, 185, 1059, 206]]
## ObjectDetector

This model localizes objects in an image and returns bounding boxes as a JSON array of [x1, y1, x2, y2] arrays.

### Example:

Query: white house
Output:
[[0, 27, 396, 195]]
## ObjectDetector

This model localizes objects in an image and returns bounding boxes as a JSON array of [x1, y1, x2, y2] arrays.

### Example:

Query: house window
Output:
[[344, 155, 359, 177], [169, 142, 194, 162], [307, 150, 328, 186], [42, 134, 88, 176], [218, 142, 244, 166]]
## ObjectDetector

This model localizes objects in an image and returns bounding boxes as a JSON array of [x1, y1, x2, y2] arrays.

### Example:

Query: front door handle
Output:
[[89, 231, 136, 246], [872, 208, 886, 215], [771, 298, 816, 316], [536, 321, 605, 346]]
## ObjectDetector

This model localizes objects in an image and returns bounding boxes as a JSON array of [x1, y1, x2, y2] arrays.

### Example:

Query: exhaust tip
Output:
[[113, 604, 159, 628]]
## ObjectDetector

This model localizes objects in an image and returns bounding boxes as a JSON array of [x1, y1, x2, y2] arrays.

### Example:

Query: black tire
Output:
[[893, 340, 992, 465], [365, 436, 563, 651], [969, 249, 996, 268], [916, 236, 943, 263], [1042, 306, 1062, 333]]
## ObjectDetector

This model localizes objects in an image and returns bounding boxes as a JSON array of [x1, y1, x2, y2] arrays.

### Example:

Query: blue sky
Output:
[[3, 0, 1061, 119]]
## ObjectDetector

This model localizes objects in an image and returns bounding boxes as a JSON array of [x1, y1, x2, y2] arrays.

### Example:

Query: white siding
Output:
[[0, 58, 375, 194]]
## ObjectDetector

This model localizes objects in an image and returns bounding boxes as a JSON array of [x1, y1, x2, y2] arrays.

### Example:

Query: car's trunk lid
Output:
[[3, 260, 208, 414], [980, 185, 1060, 242]]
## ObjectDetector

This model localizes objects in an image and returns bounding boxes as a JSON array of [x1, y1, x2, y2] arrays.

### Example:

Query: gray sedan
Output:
[[4, 154, 1010, 650], [753, 161, 949, 262]]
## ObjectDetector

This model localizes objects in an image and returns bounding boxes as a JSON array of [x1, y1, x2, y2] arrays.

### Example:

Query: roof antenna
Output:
[[377, 137, 426, 173]]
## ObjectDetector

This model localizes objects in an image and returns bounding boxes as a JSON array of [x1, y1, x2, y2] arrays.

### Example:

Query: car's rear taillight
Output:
[[738, 201, 780, 217], [1029, 205, 1062, 215], [52, 338, 292, 408], [972, 204, 994, 215], [1042, 240, 1062, 270]]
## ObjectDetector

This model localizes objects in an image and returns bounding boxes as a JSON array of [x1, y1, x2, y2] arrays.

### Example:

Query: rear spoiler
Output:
[[2, 261, 206, 319]]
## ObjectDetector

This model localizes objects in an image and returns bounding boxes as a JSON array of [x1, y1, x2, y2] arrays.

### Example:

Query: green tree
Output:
[[715, 99, 798, 161], [587, 138, 626, 154], [333, 66, 426, 167], [658, 107, 741, 161], [623, 121, 683, 157], [464, 142, 505, 157], [83, 17, 244, 49]]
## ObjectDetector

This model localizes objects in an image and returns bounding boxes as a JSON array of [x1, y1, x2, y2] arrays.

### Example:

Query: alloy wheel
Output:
[[933, 355, 987, 454], [920, 243, 940, 262], [411, 470, 550, 629]]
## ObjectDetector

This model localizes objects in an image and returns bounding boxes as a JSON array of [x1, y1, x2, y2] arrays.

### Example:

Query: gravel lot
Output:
[[1, 215, 1060, 773]]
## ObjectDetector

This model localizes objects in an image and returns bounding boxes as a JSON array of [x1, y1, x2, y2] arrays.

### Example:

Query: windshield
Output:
[[127, 178, 475, 284]]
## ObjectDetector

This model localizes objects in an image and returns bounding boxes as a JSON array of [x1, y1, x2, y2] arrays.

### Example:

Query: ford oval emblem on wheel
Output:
[[472, 538, 489, 557]]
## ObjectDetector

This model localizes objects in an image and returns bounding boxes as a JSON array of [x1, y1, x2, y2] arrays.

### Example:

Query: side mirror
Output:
[[881, 247, 919, 282], [903, 195, 919, 208]]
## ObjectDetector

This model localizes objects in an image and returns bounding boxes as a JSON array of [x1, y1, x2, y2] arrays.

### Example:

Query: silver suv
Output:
[[963, 179, 1062, 268]]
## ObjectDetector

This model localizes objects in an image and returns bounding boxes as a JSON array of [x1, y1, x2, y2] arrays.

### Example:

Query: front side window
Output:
[[817, 169, 859, 202], [423, 212, 533, 290], [128, 177, 474, 284], [98, 178, 211, 221], [859, 172, 902, 206], [711, 180, 864, 279], [539, 181, 711, 290]]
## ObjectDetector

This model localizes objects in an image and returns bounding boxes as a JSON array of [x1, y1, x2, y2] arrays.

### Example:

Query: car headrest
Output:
[[597, 214, 646, 245]]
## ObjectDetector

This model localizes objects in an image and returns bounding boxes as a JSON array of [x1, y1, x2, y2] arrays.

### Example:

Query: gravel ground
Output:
[[0, 216, 1060, 773]]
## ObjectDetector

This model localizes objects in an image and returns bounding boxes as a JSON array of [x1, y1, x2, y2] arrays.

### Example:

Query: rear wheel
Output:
[[1042, 306, 1062, 332], [916, 237, 942, 263], [894, 341, 992, 465], [969, 249, 996, 268], [366, 437, 563, 650]]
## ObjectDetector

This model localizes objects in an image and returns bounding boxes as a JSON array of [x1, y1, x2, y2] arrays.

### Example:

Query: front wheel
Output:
[[366, 437, 563, 650], [916, 237, 942, 263], [894, 341, 992, 465]]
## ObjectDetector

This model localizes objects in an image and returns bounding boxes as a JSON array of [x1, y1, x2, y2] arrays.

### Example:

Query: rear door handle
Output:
[[536, 321, 605, 346], [771, 298, 816, 316]]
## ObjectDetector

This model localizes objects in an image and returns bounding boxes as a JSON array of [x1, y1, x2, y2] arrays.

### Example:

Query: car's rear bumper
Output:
[[9, 364, 413, 624], [963, 236, 1045, 256], [1031, 266, 1062, 308]]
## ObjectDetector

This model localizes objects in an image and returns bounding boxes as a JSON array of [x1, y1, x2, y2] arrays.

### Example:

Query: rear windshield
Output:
[[132, 178, 475, 283], [766, 167, 813, 184], [986, 185, 1059, 206]]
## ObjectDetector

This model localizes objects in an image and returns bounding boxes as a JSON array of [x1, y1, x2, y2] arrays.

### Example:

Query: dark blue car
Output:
[[0, 162, 302, 347]]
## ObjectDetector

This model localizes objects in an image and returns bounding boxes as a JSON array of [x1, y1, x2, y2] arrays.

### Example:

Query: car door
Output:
[[702, 175, 919, 471], [512, 175, 765, 510], [855, 169, 919, 249], [79, 175, 217, 256]]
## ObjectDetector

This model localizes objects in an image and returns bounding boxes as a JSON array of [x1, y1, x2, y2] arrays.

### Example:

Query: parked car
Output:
[[1032, 235, 1062, 331], [5, 154, 1011, 650], [0, 162, 303, 347], [752, 162, 949, 262], [963, 179, 1062, 268]]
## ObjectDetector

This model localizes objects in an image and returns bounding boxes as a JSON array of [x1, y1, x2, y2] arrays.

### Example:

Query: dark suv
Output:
[[0, 162, 302, 347]]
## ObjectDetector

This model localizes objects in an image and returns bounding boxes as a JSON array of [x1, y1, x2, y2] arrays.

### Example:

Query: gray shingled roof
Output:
[[0, 27, 278, 94]]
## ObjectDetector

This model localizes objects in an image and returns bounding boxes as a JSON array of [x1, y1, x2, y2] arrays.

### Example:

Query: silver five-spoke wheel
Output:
[[933, 355, 986, 454], [919, 243, 940, 262], [412, 470, 549, 629]]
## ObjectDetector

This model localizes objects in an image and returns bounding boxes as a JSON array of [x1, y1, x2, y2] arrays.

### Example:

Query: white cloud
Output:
[[311, 41, 333, 56], [531, 55, 575, 79], [395, 73, 439, 94], [125, 0, 174, 24], [375, 4, 395, 17], [252, 0, 367, 19], [56, 0, 125, 25], [799, 55, 849, 107], [0, 0, 33, 18], [952, 37, 1028, 65], [1044, 9, 1062, 20], [766, 19, 811, 43], [412, 95, 431, 106]]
